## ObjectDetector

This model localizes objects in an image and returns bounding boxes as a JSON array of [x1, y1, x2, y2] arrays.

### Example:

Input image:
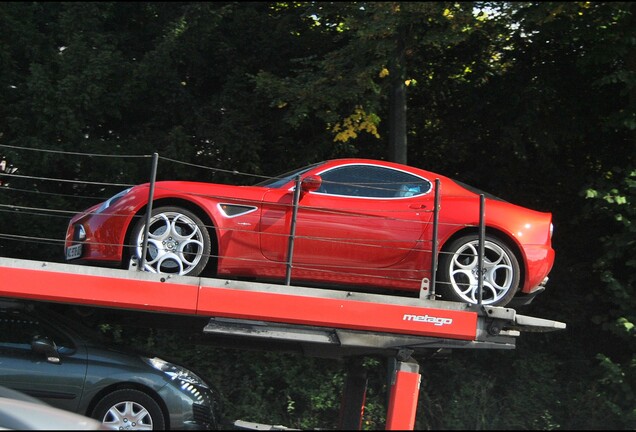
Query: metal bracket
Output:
[[420, 278, 438, 300], [419, 278, 429, 299], [128, 256, 139, 271], [481, 305, 516, 320], [480, 305, 566, 333], [396, 348, 414, 362]]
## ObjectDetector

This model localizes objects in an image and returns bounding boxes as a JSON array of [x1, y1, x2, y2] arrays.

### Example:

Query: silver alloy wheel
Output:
[[135, 211, 205, 275], [101, 400, 153, 430], [448, 239, 515, 304]]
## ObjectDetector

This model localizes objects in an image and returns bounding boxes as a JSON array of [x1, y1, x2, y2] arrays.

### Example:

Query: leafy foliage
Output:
[[1, 1, 635, 429]]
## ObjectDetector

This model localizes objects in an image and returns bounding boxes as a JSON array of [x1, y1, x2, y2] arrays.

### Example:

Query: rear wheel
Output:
[[130, 206, 211, 277], [91, 388, 165, 430], [437, 234, 520, 306]]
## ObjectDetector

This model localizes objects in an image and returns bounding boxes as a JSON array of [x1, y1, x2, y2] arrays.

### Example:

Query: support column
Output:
[[338, 357, 368, 430], [385, 355, 421, 430]]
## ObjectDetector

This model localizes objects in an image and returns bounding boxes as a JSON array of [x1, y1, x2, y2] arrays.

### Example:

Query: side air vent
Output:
[[217, 203, 258, 218]]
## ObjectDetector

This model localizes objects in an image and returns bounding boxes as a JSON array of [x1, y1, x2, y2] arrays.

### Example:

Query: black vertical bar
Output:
[[477, 194, 485, 305], [139, 152, 158, 272], [285, 175, 302, 285], [338, 357, 368, 430], [430, 179, 440, 298]]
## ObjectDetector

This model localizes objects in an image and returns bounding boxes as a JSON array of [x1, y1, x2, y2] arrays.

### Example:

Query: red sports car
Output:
[[65, 158, 555, 307]]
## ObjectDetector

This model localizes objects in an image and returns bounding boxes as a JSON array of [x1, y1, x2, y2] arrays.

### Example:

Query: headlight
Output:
[[144, 356, 209, 389], [96, 187, 132, 214]]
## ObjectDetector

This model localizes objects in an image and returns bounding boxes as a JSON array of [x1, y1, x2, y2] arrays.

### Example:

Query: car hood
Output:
[[150, 181, 272, 201]]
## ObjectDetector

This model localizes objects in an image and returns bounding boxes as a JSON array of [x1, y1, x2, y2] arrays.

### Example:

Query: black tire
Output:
[[437, 234, 520, 306], [91, 388, 166, 430], [130, 206, 211, 277]]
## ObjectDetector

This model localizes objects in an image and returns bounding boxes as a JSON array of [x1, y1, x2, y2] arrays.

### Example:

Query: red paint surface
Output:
[[0, 263, 477, 340], [386, 369, 421, 430]]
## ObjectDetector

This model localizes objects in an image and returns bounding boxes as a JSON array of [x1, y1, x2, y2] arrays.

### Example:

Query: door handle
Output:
[[409, 203, 427, 209]]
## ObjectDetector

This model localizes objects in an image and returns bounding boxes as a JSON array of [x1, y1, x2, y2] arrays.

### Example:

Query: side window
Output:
[[0, 310, 38, 348], [0, 310, 74, 350], [318, 165, 431, 198]]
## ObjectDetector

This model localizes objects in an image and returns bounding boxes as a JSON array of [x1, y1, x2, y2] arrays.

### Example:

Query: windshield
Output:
[[254, 162, 323, 188]]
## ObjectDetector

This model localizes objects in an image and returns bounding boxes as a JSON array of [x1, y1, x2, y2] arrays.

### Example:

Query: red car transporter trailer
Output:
[[0, 257, 565, 430]]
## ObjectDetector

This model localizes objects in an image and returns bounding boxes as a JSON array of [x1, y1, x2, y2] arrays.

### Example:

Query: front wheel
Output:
[[130, 206, 211, 277], [437, 234, 520, 306], [91, 388, 166, 430]]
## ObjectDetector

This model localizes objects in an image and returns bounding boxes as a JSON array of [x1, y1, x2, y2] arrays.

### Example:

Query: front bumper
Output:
[[158, 381, 220, 430]]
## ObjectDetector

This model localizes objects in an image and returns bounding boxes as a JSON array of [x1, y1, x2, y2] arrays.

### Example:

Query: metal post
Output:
[[285, 175, 302, 285], [138, 152, 158, 272], [429, 179, 440, 299], [477, 194, 485, 304], [386, 355, 420, 430], [338, 357, 368, 430]]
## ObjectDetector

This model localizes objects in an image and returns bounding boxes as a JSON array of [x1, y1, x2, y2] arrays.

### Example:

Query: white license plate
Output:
[[66, 243, 82, 260]]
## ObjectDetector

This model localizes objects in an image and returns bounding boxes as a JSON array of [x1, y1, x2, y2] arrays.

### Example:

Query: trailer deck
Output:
[[0, 257, 566, 430]]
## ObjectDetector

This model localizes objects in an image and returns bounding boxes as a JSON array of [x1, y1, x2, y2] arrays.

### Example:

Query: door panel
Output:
[[260, 190, 433, 269]]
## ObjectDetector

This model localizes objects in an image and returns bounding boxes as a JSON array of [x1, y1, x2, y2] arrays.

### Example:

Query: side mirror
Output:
[[301, 175, 322, 193], [31, 335, 61, 364]]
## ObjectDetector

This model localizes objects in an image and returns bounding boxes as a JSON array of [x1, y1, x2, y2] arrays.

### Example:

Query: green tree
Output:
[[1, 2, 635, 429], [253, 2, 489, 165]]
